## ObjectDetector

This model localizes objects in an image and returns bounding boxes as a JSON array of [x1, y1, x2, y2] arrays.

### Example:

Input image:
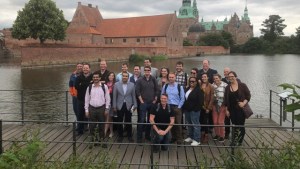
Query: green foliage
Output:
[[151, 54, 168, 61], [221, 31, 235, 47], [260, 15, 287, 42], [198, 33, 229, 49], [0, 132, 117, 169], [233, 35, 300, 54], [242, 37, 264, 53], [183, 39, 193, 46], [0, 133, 45, 169], [12, 0, 68, 43], [128, 54, 147, 63], [129, 54, 167, 63], [278, 83, 300, 121], [220, 140, 300, 169]]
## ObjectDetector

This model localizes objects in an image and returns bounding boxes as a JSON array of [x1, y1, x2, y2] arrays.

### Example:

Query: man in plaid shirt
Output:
[[175, 61, 188, 88]]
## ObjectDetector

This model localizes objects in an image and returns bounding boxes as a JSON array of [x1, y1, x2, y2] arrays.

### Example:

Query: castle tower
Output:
[[177, 0, 198, 19], [241, 1, 251, 24], [192, 0, 199, 20]]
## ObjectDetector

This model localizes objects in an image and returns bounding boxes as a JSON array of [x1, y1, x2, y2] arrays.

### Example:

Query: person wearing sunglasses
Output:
[[183, 77, 204, 146]]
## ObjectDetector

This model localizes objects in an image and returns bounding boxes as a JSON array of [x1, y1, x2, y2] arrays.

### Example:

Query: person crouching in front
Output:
[[149, 94, 175, 153]]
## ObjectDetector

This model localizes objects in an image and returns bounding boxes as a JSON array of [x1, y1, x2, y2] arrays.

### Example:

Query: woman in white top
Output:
[[212, 74, 228, 142]]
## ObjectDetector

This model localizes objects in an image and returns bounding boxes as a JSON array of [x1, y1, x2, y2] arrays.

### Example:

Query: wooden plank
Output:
[[1, 118, 299, 168], [139, 143, 151, 169]]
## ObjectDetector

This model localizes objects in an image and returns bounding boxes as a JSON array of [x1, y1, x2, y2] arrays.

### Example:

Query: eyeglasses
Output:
[[144, 69, 150, 72], [190, 72, 196, 74]]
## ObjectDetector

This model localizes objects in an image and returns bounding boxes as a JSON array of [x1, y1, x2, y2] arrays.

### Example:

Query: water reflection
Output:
[[0, 54, 299, 123]]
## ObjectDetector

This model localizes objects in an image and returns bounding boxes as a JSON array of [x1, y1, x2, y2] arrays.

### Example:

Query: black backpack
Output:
[[163, 83, 181, 97], [88, 84, 106, 95]]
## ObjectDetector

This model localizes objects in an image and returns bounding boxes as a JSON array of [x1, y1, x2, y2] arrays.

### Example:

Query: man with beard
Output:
[[75, 63, 93, 136]]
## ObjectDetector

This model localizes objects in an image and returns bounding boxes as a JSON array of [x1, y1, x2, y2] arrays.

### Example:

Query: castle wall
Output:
[[20, 45, 225, 67], [20, 45, 170, 67]]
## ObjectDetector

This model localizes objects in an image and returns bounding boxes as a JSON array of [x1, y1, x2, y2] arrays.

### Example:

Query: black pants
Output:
[[225, 116, 231, 136], [77, 100, 85, 134], [89, 105, 105, 140], [200, 109, 210, 134], [117, 103, 132, 137]]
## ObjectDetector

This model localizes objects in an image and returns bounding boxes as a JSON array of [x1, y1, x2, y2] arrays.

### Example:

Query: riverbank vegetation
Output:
[[231, 15, 300, 54], [0, 131, 117, 169], [129, 53, 167, 63]]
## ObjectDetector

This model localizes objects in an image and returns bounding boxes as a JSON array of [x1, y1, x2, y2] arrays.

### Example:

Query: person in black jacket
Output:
[[182, 77, 204, 146], [75, 63, 93, 135]]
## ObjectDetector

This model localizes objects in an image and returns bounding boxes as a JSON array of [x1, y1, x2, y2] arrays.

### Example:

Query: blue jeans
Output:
[[185, 110, 201, 142], [137, 103, 153, 141], [152, 129, 170, 150]]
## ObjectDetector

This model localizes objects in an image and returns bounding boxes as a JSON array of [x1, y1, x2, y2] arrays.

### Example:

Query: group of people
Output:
[[69, 58, 251, 151]]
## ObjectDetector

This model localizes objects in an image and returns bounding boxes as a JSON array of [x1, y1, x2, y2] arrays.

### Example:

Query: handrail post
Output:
[[72, 122, 76, 157], [269, 90, 272, 120], [283, 99, 287, 122], [292, 99, 295, 132], [21, 90, 25, 125], [279, 98, 283, 126], [150, 124, 153, 169], [65, 91, 69, 125], [0, 119, 3, 155]]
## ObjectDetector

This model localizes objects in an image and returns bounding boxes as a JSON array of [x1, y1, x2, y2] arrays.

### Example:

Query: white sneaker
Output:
[[184, 137, 193, 143], [109, 132, 114, 138], [191, 140, 200, 146]]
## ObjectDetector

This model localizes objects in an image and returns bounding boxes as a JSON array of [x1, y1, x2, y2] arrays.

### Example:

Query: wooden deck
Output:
[[1, 118, 300, 168]]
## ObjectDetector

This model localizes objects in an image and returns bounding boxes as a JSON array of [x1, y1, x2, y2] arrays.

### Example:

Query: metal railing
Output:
[[0, 119, 299, 168], [269, 90, 298, 130], [0, 89, 74, 123]]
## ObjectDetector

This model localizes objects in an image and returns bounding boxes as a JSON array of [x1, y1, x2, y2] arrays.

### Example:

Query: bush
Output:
[[129, 54, 167, 63], [128, 54, 146, 63], [0, 132, 117, 169], [151, 54, 168, 61]]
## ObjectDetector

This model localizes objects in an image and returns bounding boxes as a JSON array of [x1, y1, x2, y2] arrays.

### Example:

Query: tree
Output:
[[183, 39, 193, 46], [12, 0, 68, 44], [221, 31, 234, 47], [295, 26, 300, 47], [198, 33, 229, 49], [260, 15, 286, 42], [242, 37, 264, 53]]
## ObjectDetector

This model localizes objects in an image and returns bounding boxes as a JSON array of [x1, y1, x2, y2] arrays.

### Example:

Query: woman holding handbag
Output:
[[224, 71, 251, 146]]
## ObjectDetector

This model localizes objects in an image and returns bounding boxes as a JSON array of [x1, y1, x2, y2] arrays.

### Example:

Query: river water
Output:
[[0, 54, 299, 123]]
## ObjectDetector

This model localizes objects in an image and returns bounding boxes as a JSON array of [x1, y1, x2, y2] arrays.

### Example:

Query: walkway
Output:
[[2, 118, 300, 168]]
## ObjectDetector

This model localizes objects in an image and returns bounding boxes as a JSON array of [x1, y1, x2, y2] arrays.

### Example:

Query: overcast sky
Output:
[[0, 0, 299, 37]]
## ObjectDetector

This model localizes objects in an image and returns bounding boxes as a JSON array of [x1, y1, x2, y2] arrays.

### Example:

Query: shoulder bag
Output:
[[243, 103, 253, 119]]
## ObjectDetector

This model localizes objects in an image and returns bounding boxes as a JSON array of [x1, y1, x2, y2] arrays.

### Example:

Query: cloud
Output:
[[0, 0, 299, 36]]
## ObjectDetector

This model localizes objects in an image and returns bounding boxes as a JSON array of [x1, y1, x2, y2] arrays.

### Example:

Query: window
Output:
[[137, 38, 140, 43], [123, 38, 127, 43], [151, 37, 155, 42]]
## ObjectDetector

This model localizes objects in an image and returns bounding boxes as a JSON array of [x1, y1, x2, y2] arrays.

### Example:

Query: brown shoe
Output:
[[202, 134, 208, 144]]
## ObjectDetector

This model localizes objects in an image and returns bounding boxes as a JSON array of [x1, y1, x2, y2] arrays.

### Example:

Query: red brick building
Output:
[[66, 2, 183, 56]]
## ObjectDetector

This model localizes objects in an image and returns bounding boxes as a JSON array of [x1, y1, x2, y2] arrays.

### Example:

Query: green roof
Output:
[[177, 0, 198, 19], [178, 6, 196, 18], [200, 20, 229, 31]]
